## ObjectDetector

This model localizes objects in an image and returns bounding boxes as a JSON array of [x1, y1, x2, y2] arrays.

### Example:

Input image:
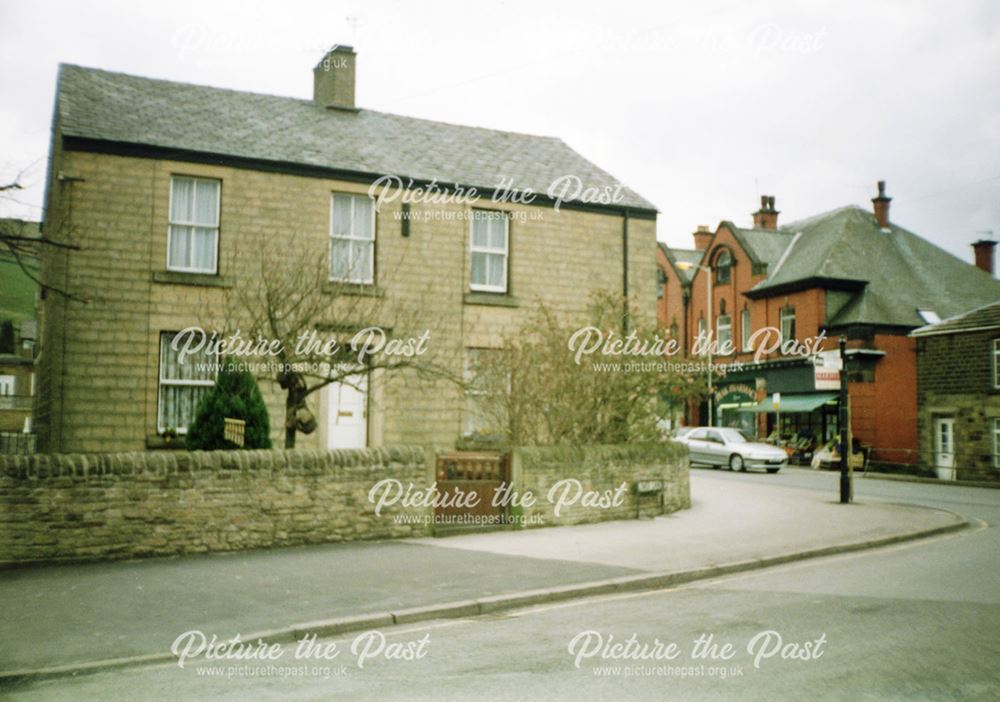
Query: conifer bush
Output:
[[186, 364, 272, 450]]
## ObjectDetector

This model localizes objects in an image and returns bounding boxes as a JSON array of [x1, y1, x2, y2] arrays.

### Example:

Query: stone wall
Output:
[[0, 442, 690, 566], [0, 447, 432, 566], [512, 442, 690, 527]]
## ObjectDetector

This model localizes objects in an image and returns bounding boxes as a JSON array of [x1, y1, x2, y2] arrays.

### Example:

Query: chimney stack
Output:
[[872, 180, 891, 228], [314, 45, 357, 110], [972, 239, 996, 276], [752, 195, 779, 230], [693, 225, 712, 251]]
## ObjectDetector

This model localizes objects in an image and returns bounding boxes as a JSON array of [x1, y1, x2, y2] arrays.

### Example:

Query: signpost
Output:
[[773, 392, 781, 445], [838, 338, 852, 503]]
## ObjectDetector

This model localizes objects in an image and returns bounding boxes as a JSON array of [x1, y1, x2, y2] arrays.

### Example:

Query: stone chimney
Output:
[[872, 180, 891, 228], [693, 225, 712, 251], [314, 45, 356, 110], [752, 195, 779, 230], [972, 239, 996, 276]]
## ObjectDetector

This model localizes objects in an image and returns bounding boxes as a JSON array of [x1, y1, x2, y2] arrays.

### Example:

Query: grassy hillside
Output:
[[0, 255, 39, 322]]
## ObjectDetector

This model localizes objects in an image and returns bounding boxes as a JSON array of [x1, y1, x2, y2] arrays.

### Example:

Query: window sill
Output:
[[146, 434, 187, 450], [322, 282, 384, 298], [464, 292, 519, 308], [153, 271, 232, 288]]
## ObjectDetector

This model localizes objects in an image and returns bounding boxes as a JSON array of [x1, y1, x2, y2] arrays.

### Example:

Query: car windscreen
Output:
[[718, 428, 751, 443]]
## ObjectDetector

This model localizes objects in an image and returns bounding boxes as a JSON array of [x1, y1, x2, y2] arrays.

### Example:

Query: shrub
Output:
[[186, 364, 272, 450]]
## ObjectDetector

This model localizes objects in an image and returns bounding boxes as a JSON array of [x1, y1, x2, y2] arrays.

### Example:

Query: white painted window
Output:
[[994, 418, 1000, 469], [463, 348, 506, 437], [741, 308, 752, 351], [780, 306, 796, 342], [157, 332, 216, 433], [168, 176, 220, 274], [716, 314, 732, 351], [0, 375, 14, 396], [330, 193, 375, 284], [993, 339, 1000, 389], [470, 210, 508, 292]]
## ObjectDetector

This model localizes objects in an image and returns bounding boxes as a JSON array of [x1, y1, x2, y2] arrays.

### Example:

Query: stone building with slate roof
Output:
[[660, 186, 1000, 470], [35, 45, 659, 452], [911, 300, 1000, 481]]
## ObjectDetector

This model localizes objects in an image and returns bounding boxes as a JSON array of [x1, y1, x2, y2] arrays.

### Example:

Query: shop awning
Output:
[[738, 392, 839, 413]]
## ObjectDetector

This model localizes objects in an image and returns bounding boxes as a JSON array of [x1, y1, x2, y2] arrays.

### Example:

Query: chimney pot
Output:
[[693, 225, 712, 250], [973, 239, 996, 276], [872, 180, 891, 228], [752, 195, 780, 230], [314, 44, 357, 110]]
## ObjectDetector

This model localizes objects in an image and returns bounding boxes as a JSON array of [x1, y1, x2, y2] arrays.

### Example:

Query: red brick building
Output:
[[657, 184, 1000, 468]]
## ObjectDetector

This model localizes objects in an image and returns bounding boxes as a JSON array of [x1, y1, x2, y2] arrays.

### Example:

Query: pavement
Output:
[[0, 471, 966, 682]]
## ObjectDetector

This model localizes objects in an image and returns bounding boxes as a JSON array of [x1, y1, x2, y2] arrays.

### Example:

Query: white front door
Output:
[[934, 417, 955, 480], [327, 373, 368, 449]]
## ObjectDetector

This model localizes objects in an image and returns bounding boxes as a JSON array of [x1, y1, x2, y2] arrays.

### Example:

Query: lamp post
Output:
[[677, 261, 713, 426]]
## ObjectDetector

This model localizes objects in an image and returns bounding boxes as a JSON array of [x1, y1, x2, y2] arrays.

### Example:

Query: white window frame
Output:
[[469, 210, 509, 293], [741, 308, 752, 351], [167, 176, 220, 274], [157, 332, 216, 434], [993, 339, 1000, 389], [780, 306, 796, 342], [0, 375, 14, 396], [329, 193, 376, 284], [994, 418, 1000, 469], [716, 314, 732, 352]]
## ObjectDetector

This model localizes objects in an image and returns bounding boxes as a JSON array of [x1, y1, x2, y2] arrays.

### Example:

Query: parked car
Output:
[[676, 427, 787, 473], [671, 426, 698, 440]]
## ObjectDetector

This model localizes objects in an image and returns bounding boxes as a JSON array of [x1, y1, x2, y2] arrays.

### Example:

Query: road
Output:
[[4, 469, 998, 701]]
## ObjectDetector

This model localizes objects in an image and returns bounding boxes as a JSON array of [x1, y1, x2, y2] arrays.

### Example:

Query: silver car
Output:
[[677, 427, 787, 473]]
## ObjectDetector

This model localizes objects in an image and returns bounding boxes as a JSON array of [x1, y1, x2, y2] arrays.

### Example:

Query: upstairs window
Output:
[[715, 250, 732, 284], [330, 193, 376, 284], [780, 306, 796, 342], [168, 176, 220, 274], [470, 210, 509, 293], [716, 313, 732, 352], [657, 268, 667, 299], [994, 339, 1000, 389], [741, 307, 752, 351]]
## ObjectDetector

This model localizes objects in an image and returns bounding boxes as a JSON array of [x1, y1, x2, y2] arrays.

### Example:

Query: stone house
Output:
[[35, 46, 658, 453], [658, 186, 1000, 468], [911, 300, 1000, 482]]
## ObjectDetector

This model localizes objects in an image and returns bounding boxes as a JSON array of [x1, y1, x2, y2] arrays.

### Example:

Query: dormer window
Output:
[[715, 250, 732, 284], [918, 309, 941, 325]]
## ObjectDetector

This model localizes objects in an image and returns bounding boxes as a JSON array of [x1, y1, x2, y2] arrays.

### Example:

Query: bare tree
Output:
[[206, 235, 461, 448], [0, 171, 84, 303], [471, 291, 705, 446]]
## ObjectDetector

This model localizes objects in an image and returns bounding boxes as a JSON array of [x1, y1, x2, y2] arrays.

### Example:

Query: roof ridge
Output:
[[58, 63, 567, 144]]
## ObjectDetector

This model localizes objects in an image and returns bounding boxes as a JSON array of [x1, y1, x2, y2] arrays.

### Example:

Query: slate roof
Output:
[[727, 225, 796, 270], [910, 300, 1000, 337], [657, 242, 703, 283], [746, 206, 1000, 329], [55, 64, 657, 212]]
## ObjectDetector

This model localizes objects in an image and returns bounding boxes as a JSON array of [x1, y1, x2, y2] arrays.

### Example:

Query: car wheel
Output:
[[729, 454, 745, 472]]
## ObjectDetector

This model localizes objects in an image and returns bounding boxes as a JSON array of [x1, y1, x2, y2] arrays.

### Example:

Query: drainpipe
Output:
[[622, 209, 630, 333]]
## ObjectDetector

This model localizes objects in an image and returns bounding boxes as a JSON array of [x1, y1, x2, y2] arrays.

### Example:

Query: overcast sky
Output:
[[1, 0, 998, 262]]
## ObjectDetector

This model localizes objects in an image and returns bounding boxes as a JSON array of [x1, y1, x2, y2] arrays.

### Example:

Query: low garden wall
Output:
[[0, 442, 690, 566], [0, 447, 432, 566], [512, 443, 690, 527]]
